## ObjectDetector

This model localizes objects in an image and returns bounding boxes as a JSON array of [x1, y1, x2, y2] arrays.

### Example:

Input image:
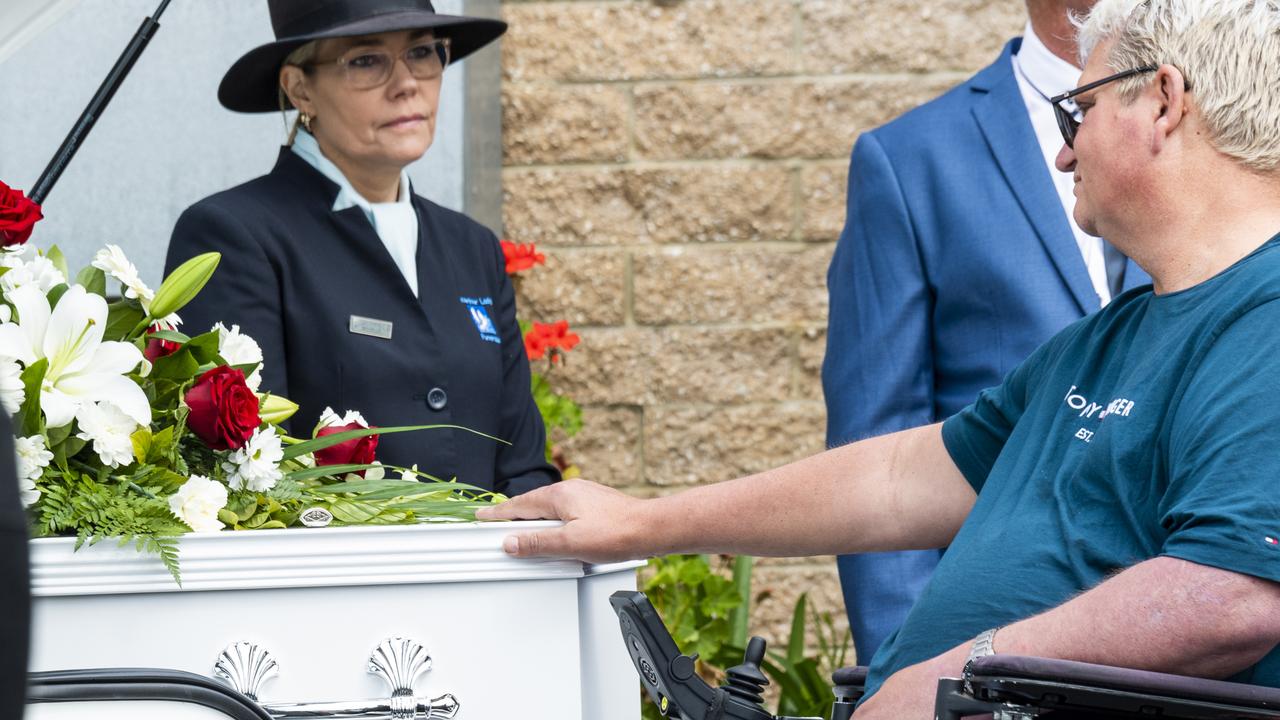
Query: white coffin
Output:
[[27, 522, 645, 719]]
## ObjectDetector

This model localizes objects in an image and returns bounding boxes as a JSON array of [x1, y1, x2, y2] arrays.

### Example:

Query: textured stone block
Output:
[[628, 165, 794, 244], [648, 327, 794, 404], [545, 328, 655, 405], [547, 327, 794, 405], [633, 82, 792, 160], [503, 83, 631, 165], [512, 248, 627, 326], [503, 165, 794, 246], [797, 324, 827, 402], [558, 405, 643, 489], [800, 0, 1025, 75], [800, 162, 849, 242], [503, 1, 796, 82], [633, 77, 965, 161], [504, 168, 643, 247], [786, 77, 966, 157], [643, 402, 825, 485], [632, 245, 830, 325]]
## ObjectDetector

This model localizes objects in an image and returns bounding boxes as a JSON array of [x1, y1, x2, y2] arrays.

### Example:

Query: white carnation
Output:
[[213, 322, 264, 392], [17, 476, 39, 507], [0, 358, 23, 414], [92, 244, 155, 311], [75, 401, 139, 468], [1, 252, 65, 296], [13, 435, 52, 506], [223, 425, 284, 492], [317, 406, 369, 430], [168, 475, 228, 533]]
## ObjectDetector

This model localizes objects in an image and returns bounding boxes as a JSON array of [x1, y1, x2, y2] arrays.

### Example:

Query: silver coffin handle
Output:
[[214, 638, 460, 720], [259, 692, 459, 719]]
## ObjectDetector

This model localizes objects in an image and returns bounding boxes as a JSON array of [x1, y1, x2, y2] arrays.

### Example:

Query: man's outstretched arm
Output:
[[856, 556, 1280, 719], [475, 422, 976, 563]]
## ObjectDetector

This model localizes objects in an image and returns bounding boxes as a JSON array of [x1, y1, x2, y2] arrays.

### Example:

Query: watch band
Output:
[[963, 627, 1001, 676]]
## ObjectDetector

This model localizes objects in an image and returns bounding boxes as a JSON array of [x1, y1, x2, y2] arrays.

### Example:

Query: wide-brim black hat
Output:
[[219, 0, 507, 113]]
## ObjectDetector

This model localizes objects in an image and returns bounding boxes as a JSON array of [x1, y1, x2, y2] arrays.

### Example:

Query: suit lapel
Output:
[[327, 206, 424, 307], [414, 200, 464, 336], [970, 47, 1099, 315]]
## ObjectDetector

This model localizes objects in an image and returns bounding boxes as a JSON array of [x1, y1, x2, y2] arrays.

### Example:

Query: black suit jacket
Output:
[[166, 150, 558, 496], [0, 410, 30, 718]]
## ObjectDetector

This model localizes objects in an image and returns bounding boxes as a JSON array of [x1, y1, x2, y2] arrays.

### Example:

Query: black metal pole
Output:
[[29, 0, 173, 205]]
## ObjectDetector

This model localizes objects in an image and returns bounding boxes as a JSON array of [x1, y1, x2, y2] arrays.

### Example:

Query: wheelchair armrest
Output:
[[831, 665, 868, 691], [937, 655, 1280, 719], [831, 666, 869, 720]]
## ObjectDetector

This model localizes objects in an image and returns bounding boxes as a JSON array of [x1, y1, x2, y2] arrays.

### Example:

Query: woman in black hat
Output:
[[164, 0, 559, 496]]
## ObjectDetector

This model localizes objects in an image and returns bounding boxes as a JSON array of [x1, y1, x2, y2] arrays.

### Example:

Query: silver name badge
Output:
[[349, 315, 393, 340]]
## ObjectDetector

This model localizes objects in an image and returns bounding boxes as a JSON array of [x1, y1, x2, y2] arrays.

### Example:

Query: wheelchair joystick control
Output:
[[723, 637, 770, 706]]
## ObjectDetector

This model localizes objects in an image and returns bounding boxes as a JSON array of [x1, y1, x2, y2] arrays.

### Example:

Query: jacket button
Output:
[[426, 387, 447, 411]]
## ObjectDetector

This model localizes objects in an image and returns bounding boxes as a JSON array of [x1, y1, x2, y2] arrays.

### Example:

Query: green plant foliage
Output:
[[530, 372, 583, 461], [641, 555, 852, 720], [34, 471, 187, 582]]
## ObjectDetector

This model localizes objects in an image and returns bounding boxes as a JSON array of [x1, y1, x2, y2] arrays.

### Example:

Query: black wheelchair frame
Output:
[[611, 590, 1280, 720]]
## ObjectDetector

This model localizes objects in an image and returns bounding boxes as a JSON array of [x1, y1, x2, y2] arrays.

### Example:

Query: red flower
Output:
[[524, 320, 581, 363], [501, 240, 545, 274], [314, 421, 379, 471], [185, 366, 261, 451], [143, 324, 181, 363], [0, 181, 43, 247]]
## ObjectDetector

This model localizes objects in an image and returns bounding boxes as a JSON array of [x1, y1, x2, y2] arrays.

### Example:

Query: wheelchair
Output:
[[611, 591, 1280, 720]]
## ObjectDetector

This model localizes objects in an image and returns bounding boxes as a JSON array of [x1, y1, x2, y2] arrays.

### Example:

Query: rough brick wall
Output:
[[500, 0, 1024, 658]]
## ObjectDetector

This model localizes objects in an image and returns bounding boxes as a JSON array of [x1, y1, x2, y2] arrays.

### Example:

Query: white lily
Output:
[[0, 284, 150, 429]]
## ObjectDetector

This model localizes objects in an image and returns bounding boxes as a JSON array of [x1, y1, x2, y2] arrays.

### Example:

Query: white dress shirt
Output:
[[1011, 22, 1126, 305], [291, 129, 421, 296]]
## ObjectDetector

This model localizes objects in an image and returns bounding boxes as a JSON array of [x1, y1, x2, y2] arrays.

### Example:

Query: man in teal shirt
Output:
[[480, 1, 1280, 717]]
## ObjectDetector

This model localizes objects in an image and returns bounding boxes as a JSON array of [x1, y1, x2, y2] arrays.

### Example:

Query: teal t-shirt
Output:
[[863, 235, 1280, 700]]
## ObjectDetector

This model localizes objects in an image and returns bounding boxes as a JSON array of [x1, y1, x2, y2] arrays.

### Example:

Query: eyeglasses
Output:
[[1049, 65, 1158, 148], [308, 37, 452, 90]]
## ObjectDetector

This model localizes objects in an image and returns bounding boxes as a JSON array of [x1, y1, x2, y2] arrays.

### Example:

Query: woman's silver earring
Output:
[[300, 112, 313, 132]]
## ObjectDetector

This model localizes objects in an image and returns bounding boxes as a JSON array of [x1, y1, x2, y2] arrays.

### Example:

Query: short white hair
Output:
[[1077, 0, 1280, 172]]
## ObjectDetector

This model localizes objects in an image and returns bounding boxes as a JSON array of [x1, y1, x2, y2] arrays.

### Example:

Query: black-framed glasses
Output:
[[308, 37, 452, 90], [1049, 65, 1158, 148]]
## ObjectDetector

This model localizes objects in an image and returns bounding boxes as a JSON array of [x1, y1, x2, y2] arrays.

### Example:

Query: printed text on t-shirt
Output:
[[1064, 385, 1135, 442]]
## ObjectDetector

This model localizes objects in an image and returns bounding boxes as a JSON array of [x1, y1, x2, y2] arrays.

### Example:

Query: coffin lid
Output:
[[29, 521, 647, 596], [0, 0, 78, 66]]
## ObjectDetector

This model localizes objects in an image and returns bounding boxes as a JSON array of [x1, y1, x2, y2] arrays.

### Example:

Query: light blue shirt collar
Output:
[[290, 128, 412, 212]]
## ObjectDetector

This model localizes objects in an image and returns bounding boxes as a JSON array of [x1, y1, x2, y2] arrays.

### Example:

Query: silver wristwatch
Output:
[[963, 627, 1000, 676]]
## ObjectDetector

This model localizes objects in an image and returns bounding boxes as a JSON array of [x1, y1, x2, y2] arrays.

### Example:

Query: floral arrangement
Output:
[[2, 183, 500, 581], [501, 240, 584, 475]]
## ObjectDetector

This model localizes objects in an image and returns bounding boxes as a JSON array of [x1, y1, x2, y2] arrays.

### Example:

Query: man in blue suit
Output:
[[822, 0, 1151, 663]]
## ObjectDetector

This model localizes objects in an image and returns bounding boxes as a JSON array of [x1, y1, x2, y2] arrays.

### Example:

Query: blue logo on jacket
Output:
[[460, 296, 500, 344]]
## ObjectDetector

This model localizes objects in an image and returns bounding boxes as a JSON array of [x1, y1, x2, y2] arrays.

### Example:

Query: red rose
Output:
[[185, 366, 260, 450], [501, 239, 545, 274], [0, 181, 43, 247], [143, 324, 181, 362], [314, 422, 379, 470]]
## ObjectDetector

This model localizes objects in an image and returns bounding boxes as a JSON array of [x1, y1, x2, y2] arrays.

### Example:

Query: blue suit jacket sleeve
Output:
[[823, 132, 935, 448]]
